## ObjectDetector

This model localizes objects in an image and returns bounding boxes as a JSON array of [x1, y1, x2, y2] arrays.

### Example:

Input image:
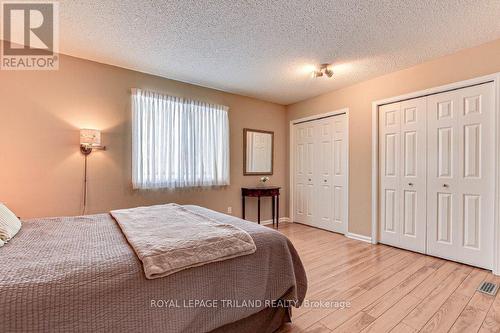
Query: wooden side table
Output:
[[241, 186, 280, 228]]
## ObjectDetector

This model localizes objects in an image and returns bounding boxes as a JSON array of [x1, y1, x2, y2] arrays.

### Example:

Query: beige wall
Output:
[[2, 39, 500, 235], [0, 54, 287, 221], [287, 38, 500, 236]]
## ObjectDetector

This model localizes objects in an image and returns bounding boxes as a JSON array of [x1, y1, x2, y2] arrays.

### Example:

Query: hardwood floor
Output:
[[275, 223, 500, 333]]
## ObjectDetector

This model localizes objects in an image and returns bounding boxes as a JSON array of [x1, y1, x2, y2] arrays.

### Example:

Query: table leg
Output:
[[276, 195, 279, 229], [242, 196, 245, 219], [257, 196, 261, 224], [272, 195, 275, 227]]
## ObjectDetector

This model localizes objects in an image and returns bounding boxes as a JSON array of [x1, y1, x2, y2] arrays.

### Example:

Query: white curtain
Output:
[[132, 89, 230, 189]]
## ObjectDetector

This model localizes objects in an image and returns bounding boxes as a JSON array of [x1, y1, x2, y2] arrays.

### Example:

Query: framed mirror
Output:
[[243, 128, 274, 175]]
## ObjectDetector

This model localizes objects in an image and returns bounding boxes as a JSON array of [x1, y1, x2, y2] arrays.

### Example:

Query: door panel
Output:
[[319, 183, 332, 225], [305, 184, 314, 219], [333, 186, 343, 224], [330, 114, 348, 234], [334, 139, 343, 175], [379, 103, 401, 247], [463, 194, 480, 249], [377, 83, 494, 269], [315, 119, 332, 229], [437, 192, 453, 244], [399, 98, 427, 252], [385, 133, 398, 176], [403, 190, 417, 236], [294, 123, 315, 225], [404, 131, 417, 177], [379, 97, 426, 253], [384, 189, 397, 233], [463, 124, 480, 178], [437, 127, 453, 177], [426, 83, 494, 269], [293, 113, 348, 234], [314, 115, 348, 233]]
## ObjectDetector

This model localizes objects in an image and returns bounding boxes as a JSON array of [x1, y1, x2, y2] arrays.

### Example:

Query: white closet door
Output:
[[379, 102, 402, 247], [427, 83, 495, 269], [331, 114, 348, 234], [315, 118, 335, 230], [315, 115, 348, 233], [294, 114, 348, 234], [379, 98, 426, 253], [399, 98, 427, 252], [294, 122, 316, 226]]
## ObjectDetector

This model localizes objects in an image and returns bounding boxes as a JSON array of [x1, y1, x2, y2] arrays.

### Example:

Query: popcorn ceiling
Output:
[[59, 1, 500, 105]]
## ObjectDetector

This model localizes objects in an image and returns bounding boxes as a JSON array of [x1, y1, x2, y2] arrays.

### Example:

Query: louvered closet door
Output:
[[294, 122, 316, 226], [427, 83, 495, 269], [379, 97, 427, 253]]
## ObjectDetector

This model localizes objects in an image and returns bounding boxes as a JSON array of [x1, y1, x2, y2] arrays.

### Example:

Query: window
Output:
[[131, 89, 230, 189]]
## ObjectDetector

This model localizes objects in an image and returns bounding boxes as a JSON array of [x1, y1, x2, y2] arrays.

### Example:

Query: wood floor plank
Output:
[[307, 322, 333, 333], [306, 246, 394, 282], [449, 294, 494, 333], [334, 262, 461, 332], [292, 285, 367, 330], [331, 311, 375, 333], [274, 223, 500, 333], [449, 276, 500, 333], [364, 263, 442, 318], [326, 257, 443, 332], [361, 295, 422, 333], [320, 255, 436, 330], [292, 247, 396, 319], [307, 246, 394, 284], [390, 322, 417, 333], [328, 259, 443, 332], [307, 250, 407, 299], [407, 261, 462, 299], [480, 281, 500, 333], [401, 265, 473, 330], [293, 253, 418, 331], [420, 268, 488, 333]]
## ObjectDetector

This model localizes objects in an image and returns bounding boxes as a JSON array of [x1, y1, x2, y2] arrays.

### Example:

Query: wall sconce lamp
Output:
[[313, 63, 334, 78], [80, 129, 106, 155], [79, 129, 106, 215]]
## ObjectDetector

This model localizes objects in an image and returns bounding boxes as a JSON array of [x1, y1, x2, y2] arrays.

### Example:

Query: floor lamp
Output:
[[80, 129, 106, 215]]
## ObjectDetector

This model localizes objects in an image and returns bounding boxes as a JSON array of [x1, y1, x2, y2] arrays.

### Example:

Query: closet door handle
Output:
[[408, 182, 414, 186], [442, 184, 449, 188]]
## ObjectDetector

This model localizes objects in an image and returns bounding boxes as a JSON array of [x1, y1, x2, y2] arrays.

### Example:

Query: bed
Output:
[[0, 205, 307, 333]]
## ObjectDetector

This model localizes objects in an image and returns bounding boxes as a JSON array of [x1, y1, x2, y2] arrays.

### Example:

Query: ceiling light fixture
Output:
[[313, 64, 334, 78]]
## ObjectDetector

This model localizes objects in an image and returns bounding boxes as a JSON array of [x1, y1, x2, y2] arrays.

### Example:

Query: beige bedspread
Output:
[[0, 205, 307, 333], [111, 204, 256, 279]]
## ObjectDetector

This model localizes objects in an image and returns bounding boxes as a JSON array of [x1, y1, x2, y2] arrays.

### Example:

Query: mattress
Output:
[[0, 205, 307, 333]]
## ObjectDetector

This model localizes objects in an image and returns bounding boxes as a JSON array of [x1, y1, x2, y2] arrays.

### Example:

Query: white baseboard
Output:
[[255, 217, 290, 226], [346, 232, 372, 244]]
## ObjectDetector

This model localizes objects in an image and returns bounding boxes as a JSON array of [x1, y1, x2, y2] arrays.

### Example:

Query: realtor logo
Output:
[[1, 1, 59, 70]]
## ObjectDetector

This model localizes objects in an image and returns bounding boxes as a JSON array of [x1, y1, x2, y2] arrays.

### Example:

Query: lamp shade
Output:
[[80, 129, 101, 147]]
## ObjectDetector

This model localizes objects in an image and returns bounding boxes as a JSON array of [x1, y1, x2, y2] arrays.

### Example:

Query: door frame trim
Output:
[[371, 73, 500, 274], [289, 108, 350, 235]]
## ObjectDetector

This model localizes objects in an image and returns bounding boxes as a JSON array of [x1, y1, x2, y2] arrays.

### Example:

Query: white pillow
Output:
[[0, 203, 21, 247]]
